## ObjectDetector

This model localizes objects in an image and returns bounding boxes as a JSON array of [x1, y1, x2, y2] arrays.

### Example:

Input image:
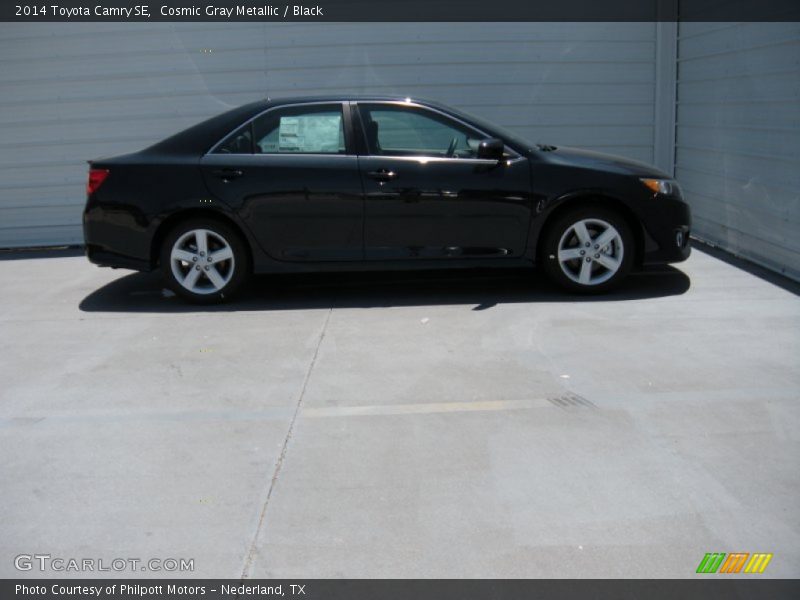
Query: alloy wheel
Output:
[[557, 218, 624, 286], [169, 228, 235, 294]]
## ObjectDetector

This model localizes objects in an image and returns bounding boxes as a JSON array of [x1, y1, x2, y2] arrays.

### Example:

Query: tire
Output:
[[160, 218, 250, 304], [540, 206, 635, 293]]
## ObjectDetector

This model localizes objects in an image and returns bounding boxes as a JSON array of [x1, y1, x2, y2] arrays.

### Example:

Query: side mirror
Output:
[[477, 138, 504, 161]]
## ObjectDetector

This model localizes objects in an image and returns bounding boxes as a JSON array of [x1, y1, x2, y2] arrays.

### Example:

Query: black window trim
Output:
[[206, 101, 354, 156]]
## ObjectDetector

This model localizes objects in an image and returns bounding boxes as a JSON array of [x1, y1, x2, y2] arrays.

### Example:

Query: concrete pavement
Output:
[[0, 247, 798, 578]]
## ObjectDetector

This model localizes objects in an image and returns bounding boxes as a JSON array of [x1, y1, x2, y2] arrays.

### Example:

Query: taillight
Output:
[[87, 168, 109, 195]]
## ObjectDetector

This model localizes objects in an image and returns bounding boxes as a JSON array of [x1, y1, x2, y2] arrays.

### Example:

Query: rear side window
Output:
[[211, 104, 346, 155], [254, 105, 345, 154], [213, 124, 252, 154]]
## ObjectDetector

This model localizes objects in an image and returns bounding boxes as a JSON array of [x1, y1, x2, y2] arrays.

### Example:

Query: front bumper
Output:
[[640, 197, 692, 265]]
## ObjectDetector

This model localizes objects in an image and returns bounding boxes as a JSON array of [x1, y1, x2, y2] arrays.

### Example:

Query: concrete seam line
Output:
[[239, 307, 333, 580], [301, 398, 558, 417]]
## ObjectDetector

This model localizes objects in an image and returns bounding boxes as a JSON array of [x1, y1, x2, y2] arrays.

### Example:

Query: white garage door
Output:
[[675, 22, 800, 281], [0, 22, 659, 248]]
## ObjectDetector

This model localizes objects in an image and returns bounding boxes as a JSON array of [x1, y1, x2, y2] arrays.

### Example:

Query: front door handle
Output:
[[212, 168, 243, 181], [367, 169, 397, 182]]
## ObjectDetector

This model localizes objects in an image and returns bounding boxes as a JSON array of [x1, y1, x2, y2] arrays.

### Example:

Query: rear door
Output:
[[201, 102, 364, 261], [354, 102, 533, 260]]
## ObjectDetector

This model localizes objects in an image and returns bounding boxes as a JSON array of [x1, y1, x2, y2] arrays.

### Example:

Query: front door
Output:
[[355, 102, 532, 260]]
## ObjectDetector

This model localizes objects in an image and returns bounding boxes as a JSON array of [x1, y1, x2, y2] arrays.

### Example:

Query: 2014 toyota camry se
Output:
[[83, 96, 691, 303]]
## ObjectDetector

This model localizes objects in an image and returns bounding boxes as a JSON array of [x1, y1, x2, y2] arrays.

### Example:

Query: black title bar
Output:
[[3, 0, 800, 22]]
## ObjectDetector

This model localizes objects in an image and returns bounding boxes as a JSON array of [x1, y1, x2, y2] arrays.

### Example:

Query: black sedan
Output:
[[84, 96, 691, 303]]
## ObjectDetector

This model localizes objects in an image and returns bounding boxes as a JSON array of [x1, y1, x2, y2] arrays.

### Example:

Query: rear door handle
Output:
[[212, 168, 243, 181], [367, 169, 397, 182]]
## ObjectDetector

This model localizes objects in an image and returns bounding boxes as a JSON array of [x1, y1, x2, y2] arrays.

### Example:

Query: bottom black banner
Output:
[[3, 579, 800, 600]]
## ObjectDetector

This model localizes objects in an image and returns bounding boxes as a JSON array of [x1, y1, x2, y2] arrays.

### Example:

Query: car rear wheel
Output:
[[160, 218, 250, 303], [541, 207, 634, 293]]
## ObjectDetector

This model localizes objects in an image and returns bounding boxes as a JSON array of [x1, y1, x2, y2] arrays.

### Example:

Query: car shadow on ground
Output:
[[79, 266, 691, 313]]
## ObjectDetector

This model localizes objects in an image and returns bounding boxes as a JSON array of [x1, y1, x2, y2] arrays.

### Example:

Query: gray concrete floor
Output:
[[1, 247, 798, 578]]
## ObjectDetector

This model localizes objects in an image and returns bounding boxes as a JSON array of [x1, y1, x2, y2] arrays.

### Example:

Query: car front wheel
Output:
[[160, 218, 250, 303], [541, 207, 634, 293]]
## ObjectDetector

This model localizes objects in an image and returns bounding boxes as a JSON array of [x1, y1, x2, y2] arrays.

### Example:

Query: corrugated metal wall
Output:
[[0, 22, 658, 248], [675, 22, 800, 281]]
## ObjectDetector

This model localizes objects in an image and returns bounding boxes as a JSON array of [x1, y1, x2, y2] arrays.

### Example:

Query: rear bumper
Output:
[[83, 201, 153, 271], [85, 244, 151, 271]]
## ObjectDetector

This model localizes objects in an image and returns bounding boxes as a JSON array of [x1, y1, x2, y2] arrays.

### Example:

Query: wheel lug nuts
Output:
[[195, 265, 200, 270], [579, 250, 585, 256], [585, 257, 591, 262], [594, 254, 600, 258], [594, 244, 599, 249], [585, 242, 590, 247], [204, 266, 209, 271], [192, 257, 197, 262], [207, 257, 212, 262], [200, 251, 205, 256]]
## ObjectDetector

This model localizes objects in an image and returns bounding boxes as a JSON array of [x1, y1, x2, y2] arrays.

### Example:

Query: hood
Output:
[[540, 146, 670, 179]]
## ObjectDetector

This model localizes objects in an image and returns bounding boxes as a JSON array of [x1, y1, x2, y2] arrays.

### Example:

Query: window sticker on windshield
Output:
[[278, 114, 341, 153]]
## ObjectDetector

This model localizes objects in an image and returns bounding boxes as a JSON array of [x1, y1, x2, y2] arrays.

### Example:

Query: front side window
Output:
[[358, 104, 483, 159]]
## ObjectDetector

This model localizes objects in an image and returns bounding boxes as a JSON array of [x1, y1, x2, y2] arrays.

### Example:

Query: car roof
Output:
[[264, 94, 438, 104], [251, 95, 452, 114]]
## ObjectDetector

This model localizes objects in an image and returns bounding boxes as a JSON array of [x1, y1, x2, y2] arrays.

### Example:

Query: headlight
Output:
[[640, 178, 681, 196]]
